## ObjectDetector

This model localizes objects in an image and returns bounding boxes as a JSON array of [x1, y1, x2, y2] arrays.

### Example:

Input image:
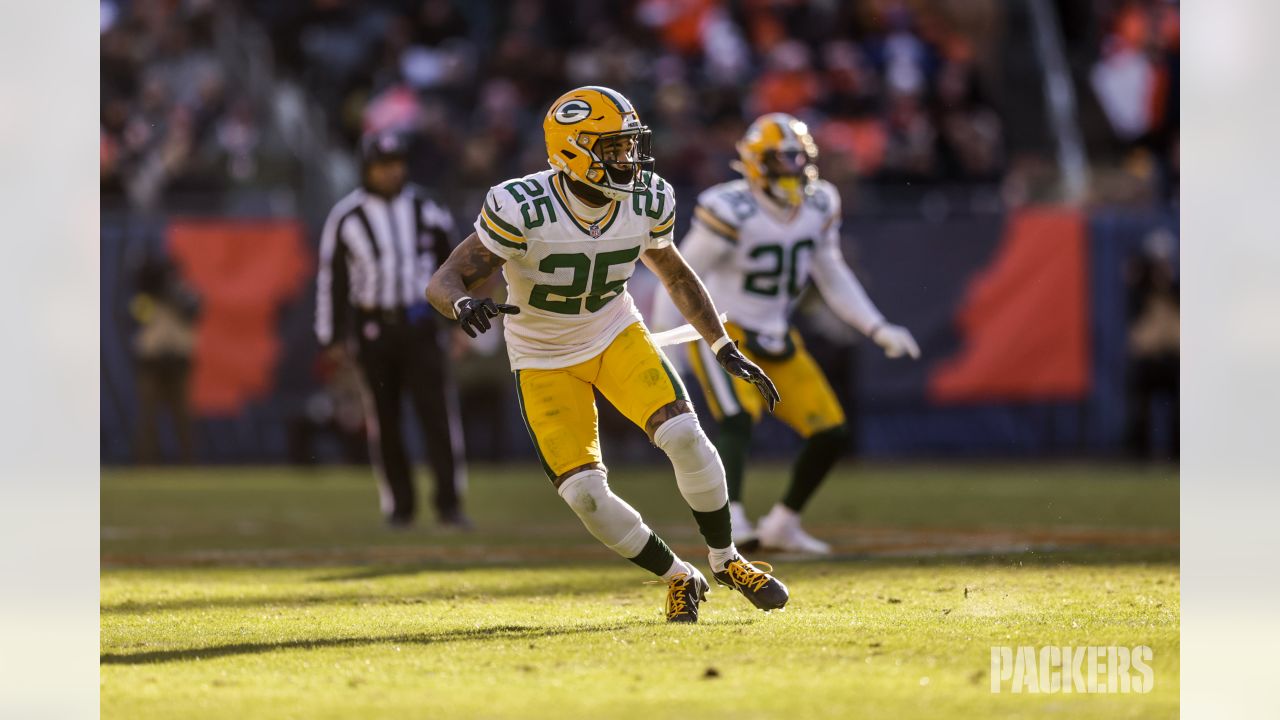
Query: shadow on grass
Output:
[[100, 618, 758, 666], [101, 573, 626, 615], [101, 547, 1177, 616]]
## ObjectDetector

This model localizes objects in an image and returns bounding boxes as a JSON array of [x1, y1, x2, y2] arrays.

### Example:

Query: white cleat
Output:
[[729, 501, 758, 547], [757, 504, 832, 555]]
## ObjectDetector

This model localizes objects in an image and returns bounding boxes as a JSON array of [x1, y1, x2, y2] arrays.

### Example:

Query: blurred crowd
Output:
[[261, 0, 1007, 196], [100, 0, 1179, 463], [100, 0, 1184, 213], [102, 0, 1023, 213], [100, 0, 301, 212], [1089, 0, 1179, 202]]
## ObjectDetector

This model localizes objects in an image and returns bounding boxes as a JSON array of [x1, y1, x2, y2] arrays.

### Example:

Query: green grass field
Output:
[[102, 463, 1179, 719]]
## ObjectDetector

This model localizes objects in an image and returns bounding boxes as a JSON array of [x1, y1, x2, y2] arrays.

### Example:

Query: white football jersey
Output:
[[474, 168, 677, 370], [688, 179, 842, 339]]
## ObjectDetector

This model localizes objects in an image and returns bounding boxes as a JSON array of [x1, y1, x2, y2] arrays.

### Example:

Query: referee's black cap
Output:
[[360, 131, 408, 165]]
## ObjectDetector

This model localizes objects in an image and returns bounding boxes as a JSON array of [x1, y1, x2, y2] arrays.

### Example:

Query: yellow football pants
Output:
[[687, 321, 845, 437], [515, 322, 688, 480]]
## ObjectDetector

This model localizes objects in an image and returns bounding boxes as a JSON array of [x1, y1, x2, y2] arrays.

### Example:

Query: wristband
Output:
[[711, 336, 733, 354], [452, 296, 473, 320], [867, 320, 886, 339]]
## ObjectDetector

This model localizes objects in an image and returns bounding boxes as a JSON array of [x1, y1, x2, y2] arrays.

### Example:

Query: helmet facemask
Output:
[[734, 113, 821, 209], [762, 148, 811, 207], [573, 127, 654, 201]]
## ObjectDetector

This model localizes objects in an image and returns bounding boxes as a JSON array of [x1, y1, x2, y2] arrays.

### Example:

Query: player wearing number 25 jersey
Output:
[[476, 166, 673, 370], [426, 86, 788, 622], [655, 112, 921, 556]]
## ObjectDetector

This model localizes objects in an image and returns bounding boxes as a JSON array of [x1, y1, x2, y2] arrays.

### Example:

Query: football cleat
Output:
[[757, 506, 831, 555], [730, 501, 760, 551], [713, 557, 789, 611], [661, 568, 710, 623]]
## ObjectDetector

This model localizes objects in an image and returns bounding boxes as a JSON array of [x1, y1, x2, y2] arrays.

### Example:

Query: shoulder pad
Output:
[[806, 180, 841, 219], [693, 182, 755, 242], [476, 179, 534, 252], [630, 171, 675, 222]]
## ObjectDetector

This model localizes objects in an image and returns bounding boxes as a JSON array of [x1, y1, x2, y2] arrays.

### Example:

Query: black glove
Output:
[[454, 297, 520, 338], [716, 341, 781, 411]]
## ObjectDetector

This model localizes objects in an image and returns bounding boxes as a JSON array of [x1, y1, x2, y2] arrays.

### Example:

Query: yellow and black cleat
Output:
[[713, 557, 789, 611], [664, 570, 710, 623]]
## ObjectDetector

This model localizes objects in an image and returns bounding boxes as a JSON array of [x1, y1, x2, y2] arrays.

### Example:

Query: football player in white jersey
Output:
[[426, 87, 789, 622], [655, 113, 920, 555]]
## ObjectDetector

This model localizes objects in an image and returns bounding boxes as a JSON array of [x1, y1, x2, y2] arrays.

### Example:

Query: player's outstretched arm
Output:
[[426, 232, 519, 337], [643, 246, 780, 410], [811, 236, 920, 360], [642, 245, 727, 347], [650, 223, 731, 332]]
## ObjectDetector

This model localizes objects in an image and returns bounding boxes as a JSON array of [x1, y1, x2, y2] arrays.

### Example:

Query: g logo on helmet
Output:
[[554, 99, 592, 125]]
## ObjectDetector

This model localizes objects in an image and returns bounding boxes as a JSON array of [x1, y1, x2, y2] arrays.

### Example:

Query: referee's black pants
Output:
[[353, 308, 464, 523]]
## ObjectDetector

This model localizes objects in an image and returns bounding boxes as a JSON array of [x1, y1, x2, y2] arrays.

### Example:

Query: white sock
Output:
[[661, 557, 695, 582], [708, 544, 738, 573]]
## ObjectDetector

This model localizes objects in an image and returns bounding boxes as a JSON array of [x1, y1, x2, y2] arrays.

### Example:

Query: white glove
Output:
[[871, 323, 921, 359]]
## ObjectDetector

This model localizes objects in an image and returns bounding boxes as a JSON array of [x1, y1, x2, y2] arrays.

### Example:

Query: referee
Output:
[[315, 132, 469, 529]]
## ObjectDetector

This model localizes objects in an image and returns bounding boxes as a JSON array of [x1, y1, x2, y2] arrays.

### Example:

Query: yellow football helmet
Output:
[[544, 86, 654, 201], [735, 113, 820, 207]]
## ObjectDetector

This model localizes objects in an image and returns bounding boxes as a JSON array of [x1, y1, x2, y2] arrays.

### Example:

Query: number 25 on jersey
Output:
[[528, 247, 641, 314]]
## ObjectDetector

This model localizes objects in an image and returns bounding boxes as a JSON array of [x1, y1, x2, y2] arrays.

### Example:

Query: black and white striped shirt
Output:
[[315, 185, 456, 346]]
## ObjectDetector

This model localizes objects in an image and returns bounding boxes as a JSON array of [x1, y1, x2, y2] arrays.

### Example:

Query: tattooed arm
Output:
[[426, 233, 505, 315], [426, 232, 518, 337], [643, 244, 779, 408], [642, 245, 728, 346]]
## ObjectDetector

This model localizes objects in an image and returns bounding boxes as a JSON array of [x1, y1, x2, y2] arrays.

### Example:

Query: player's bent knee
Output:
[[653, 413, 714, 469], [653, 413, 728, 512], [556, 468, 650, 557], [652, 411, 696, 448]]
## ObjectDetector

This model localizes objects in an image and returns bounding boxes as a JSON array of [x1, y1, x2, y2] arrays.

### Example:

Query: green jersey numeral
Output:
[[585, 247, 641, 312], [631, 175, 667, 219], [528, 253, 590, 314], [528, 247, 642, 314], [742, 239, 816, 298], [504, 179, 557, 229]]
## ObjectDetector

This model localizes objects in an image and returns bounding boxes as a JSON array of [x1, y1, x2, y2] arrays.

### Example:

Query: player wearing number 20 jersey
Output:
[[655, 112, 921, 556], [428, 86, 789, 622]]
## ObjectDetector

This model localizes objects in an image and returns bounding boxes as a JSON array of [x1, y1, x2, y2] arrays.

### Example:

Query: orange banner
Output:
[[929, 207, 1090, 403], [167, 219, 312, 415]]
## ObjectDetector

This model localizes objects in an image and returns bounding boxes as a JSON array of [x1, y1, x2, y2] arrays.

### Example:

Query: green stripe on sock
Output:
[[691, 501, 733, 550], [627, 532, 676, 576], [782, 424, 850, 512], [715, 413, 752, 503]]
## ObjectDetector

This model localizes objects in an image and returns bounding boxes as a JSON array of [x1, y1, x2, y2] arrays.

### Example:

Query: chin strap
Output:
[[563, 173, 613, 206]]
